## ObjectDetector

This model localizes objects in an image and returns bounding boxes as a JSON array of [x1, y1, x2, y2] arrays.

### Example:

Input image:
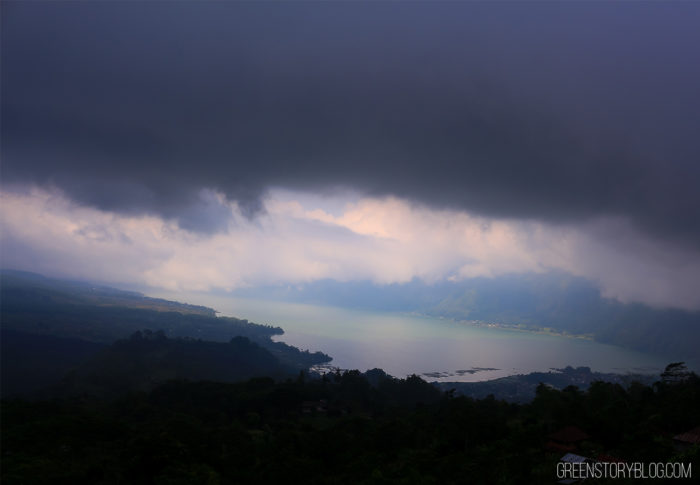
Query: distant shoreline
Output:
[[408, 311, 595, 341]]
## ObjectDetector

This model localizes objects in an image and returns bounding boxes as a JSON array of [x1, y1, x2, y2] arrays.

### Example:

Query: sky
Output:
[[2, 2, 700, 311]]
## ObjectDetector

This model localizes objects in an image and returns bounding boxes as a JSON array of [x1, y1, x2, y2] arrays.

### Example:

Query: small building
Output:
[[560, 452, 590, 463], [673, 426, 700, 451]]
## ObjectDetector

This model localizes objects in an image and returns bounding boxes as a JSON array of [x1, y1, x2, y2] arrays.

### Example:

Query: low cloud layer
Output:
[[2, 187, 699, 312], [3, 2, 700, 251]]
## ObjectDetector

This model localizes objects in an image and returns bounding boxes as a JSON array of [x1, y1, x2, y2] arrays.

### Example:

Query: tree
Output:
[[661, 362, 692, 384]]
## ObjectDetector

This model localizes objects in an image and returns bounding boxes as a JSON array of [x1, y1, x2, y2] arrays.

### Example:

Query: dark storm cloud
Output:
[[2, 2, 699, 243]]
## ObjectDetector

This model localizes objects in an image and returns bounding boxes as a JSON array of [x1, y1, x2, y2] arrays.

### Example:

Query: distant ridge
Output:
[[0, 269, 216, 316]]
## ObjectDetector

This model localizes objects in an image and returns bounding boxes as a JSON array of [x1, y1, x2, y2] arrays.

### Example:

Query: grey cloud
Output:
[[176, 190, 235, 234], [2, 2, 699, 244]]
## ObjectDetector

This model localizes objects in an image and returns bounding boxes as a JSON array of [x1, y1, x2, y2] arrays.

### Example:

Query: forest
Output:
[[2, 368, 699, 484]]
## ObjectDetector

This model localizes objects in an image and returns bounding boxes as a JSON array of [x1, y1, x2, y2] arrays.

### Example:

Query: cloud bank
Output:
[[2, 188, 699, 311], [2, 3, 699, 314], [2, 2, 699, 250]]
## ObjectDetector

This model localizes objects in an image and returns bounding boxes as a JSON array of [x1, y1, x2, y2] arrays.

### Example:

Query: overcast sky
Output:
[[2, 2, 699, 311]]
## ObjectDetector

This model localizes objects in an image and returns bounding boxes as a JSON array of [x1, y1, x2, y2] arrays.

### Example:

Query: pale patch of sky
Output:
[[2, 186, 699, 311]]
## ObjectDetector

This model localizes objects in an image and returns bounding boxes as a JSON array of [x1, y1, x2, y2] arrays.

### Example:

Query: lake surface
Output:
[[149, 291, 670, 382]]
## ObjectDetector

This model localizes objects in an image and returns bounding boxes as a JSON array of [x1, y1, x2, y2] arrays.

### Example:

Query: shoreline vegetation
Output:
[[417, 312, 596, 340], [459, 320, 594, 340]]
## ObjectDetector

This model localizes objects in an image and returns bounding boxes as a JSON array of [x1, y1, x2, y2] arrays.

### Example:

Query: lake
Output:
[[148, 291, 671, 382]]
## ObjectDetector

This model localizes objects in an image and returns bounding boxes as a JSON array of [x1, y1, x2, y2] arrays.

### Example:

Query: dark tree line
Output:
[[3, 369, 698, 484]]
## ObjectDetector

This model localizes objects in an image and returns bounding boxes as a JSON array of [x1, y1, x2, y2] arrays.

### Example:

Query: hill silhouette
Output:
[[58, 331, 291, 398], [1, 271, 330, 398]]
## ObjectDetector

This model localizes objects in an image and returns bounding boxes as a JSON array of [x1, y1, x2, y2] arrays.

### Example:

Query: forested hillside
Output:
[[0, 271, 330, 398], [3, 370, 698, 483]]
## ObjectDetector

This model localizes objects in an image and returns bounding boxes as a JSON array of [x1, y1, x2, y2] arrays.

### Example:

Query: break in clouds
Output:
[[2, 187, 699, 312]]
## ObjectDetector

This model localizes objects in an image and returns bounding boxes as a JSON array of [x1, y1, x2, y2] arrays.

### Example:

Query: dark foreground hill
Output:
[[2, 370, 698, 484], [0, 329, 107, 398], [0, 271, 330, 398], [58, 332, 292, 398]]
